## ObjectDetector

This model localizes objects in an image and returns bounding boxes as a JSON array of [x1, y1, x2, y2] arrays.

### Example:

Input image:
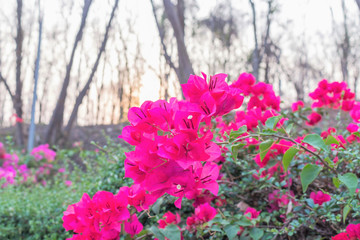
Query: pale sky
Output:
[[0, 0, 358, 126]]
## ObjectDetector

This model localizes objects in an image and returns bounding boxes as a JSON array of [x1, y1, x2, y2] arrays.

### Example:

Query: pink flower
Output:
[[65, 180, 72, 187], [332, 223, 360, 240], [58, 168, 66, 173], [158, 211, 181, 229], [244, 207, 261, 220], [310, 191, 331, 205], [291, 101, 304, 112], [347, 123, 359, 133], [186, 203, 217, 232], [306, 112, 322, 126], [63, 191, 131, 239], [124, 214, 143, 237], [31, 144, 56, 162], [194, 203, 217, 223]]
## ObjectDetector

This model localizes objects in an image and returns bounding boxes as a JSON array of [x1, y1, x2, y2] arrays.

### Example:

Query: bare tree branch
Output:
[[355, 0, 360, 11], [249, 0, 260, 81], [162, 0, 194, 87], [63, 0, 119, 141], [45, 0, 93, 144], [150, 0, 179, 77], [14, 0, 25, 146], [0, 72, 14, 100]]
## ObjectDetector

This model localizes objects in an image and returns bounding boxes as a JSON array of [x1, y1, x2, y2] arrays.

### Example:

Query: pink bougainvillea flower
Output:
[[31, 144, 56, 162], [310, 191, 331, 205], [332, 223, 360, 240], [194, 202, 217, 223], [120, 184, 157, 212], [244, 207, 261, 220], [158, 211, 181, 229], [124, 214, 143, 237], [291, 100, 304, 112], [230, 72, 256, 96], [119, 126, 143, 146], [347, 123, 359, 133], [182, 73, 209, 103], [306, 112, 322, 126], [342, 100, 355, 111]]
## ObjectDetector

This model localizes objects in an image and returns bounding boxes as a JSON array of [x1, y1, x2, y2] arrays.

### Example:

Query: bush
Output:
[[0, 138, 129, 240]]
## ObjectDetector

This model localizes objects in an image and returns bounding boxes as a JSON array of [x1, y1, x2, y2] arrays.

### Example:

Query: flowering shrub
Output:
[[0, 142, 71, 187], [63, 73, 360, 239]]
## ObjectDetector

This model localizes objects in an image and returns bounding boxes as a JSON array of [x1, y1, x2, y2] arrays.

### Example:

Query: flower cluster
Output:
[[186, 203, 217, 232], [231, 72, 280, 111], [31, 144, 56, 162], [309, 79, 355, 110], [120, 73, 245, 208], [0, 143, 29, 187], [310, 191, 331, 206], [62, 72, 360, 239], [63, 191, 142, 239], [332, 223, 360, 240]]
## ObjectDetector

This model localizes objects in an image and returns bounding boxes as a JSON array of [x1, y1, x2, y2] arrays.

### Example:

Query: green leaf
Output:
[[231, 143, 246, 160], [333, 177, 341, 188], [230, 126, 248, 141], [237, 216, 253, 226], [324, 157, 334, 168], [210, 225, 223, 232], [259, 140, 274, 161], [265, 116, 281, 129], [325, 135, 339, 146], [343, 205, 351, 223], [162, 225, 181, 240], [338, 173, 358, 196], [249, 227, 264, 240], [152, 197, 163, 215], [224, 225, 239, 240], [285, 123, 294, 135], [300, 164, 322, 192], [149, 226, 165, 240], [353, 132, 360, 138], [282, 147, 299, 171], [302, 134, 329, 152]]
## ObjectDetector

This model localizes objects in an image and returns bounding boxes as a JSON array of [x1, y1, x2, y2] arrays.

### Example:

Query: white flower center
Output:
[[176, 184, 182, 190], [187, 115, 193, 120]]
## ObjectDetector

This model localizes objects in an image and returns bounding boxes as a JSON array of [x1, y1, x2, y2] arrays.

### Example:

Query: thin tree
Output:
[[151, 0, 194, 94], [27, 0, 43, 152], [62, 0, 119, 142], [44, 0, 93, 144], [249, 0, 260, 81]]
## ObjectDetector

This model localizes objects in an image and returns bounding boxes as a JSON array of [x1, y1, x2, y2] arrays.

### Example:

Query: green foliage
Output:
[[338, 173, 358, 196], [282, 147, 298, 171], [0, 138, 128, 240], [302, 134, 329, 152], [300, 164, 323, 192]]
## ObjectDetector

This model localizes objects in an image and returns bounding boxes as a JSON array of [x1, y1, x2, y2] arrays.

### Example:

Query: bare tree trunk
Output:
[[341, 0, 350, 83], [249, 0, 260, 82], [44, 0, 92, 144], [150, 0, 180, 81], [14, 0, 25, 146], [96, 56, 106, 125], [263, 0, 273, 84], [355, 0, 360, 11], [115, 46, 124, 121], [163, 0, 193, 87], [151, 0, 193, 93], [63, 0, 119, 141], [28, 0, 43, 152]]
